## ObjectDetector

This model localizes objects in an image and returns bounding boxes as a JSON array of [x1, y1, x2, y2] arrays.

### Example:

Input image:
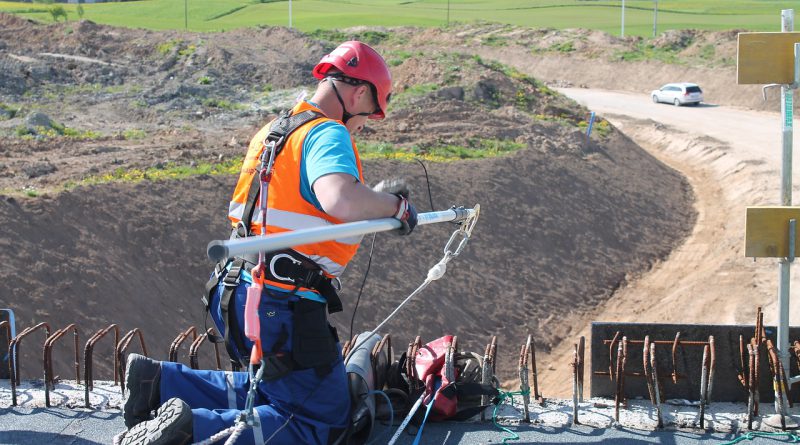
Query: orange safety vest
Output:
[[228, 101, 364, 286]]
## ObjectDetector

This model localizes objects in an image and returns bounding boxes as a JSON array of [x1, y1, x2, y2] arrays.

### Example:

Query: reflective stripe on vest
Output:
[[227, 101, 364, 277]]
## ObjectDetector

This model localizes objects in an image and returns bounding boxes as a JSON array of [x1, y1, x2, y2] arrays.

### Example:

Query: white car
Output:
[[651, 83, 703, 106]]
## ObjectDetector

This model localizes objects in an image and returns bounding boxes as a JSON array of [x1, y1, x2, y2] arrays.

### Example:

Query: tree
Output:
[[77, 4, 85, 20]]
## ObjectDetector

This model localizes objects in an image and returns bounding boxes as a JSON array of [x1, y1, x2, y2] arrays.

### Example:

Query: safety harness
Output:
[[202, 109, 344, 377]]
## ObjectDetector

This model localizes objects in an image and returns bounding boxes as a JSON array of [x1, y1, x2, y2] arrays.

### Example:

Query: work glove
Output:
[[374, 178, 417, 235], [393, 195, 418, 236]]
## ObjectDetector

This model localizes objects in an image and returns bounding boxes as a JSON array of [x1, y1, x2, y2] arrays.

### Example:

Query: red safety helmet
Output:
[[313, 41, 392, 119]]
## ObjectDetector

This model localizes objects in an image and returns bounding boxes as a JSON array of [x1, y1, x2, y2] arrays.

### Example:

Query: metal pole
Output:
[[207, 206, 478, 261], [621, 0, 625, 37], [653, 0, 658, 37], [289, 0, 292, 29], [447, 0, 450, 27], [184, 0, 187, 30], [778, 7, 794, 385]]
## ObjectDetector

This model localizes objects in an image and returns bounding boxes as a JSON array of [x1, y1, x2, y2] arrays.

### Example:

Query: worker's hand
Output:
[[372, 178, 410, 199], [394, 195, 418, 236]]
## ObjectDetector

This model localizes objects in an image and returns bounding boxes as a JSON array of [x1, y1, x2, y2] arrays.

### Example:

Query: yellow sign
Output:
[[737, 32, 800, 85], [745, 206, 800, 257]]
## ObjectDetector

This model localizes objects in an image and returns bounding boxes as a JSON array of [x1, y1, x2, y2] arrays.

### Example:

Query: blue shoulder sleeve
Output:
[[300, 121, 359, 211]]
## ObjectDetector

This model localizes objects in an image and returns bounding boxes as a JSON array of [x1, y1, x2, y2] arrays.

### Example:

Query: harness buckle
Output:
[[223, 264, 242, 287], [235, 221, 250, 238], [269, 253, 302, 283]]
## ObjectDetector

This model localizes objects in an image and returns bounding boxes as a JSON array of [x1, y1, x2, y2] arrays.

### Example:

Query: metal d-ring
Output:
[[269, 254, 301, 283]]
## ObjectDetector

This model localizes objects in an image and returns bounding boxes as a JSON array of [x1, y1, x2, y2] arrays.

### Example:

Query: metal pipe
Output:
[[207, 206, 478, 262], [777, 7, 795, 397]]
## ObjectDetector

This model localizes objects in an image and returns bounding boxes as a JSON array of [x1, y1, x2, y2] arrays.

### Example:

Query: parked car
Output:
[[651, 82, 703, 106]]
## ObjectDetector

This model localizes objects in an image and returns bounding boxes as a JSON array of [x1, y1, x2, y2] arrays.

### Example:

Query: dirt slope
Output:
[[0, 16, 695, 384]]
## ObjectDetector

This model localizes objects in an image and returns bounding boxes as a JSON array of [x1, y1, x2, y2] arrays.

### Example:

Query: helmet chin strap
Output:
[[328, 78, 372, 124]]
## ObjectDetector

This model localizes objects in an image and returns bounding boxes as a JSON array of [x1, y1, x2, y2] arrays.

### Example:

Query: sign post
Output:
[[739, 9, 800, 428]]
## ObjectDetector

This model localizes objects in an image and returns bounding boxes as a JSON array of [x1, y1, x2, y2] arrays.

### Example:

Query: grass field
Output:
[[0, 0, 797, 35]]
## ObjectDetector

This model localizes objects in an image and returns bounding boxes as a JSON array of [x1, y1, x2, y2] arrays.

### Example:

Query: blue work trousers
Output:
[[160, 279, 350, 445]]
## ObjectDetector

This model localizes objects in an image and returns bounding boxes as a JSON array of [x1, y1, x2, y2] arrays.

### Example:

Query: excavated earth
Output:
[[0, 14, 735, 386]]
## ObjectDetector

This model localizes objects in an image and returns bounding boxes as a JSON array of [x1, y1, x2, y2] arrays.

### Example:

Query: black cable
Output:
[[348, 159, 435, 342], [414, 158, 435, 211], [349, 232, 376, 343]]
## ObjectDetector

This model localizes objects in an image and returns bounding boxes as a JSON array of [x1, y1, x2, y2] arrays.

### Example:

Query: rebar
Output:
[[650, 343, 663, 428], [707, 336, 716, 404], [609, 331, 620, 382], [189, 328, 222, 370], [753, 338, 761, 416], [643, 335, 656, 405], [738, 335, 748, 388], [614, 338, 626, 422], [169, 326, 198, 363], [9, 322, 50, 406], [519, 336, 531, 423], [767, 339, 787, 429], [43, 324, 80, 407], [84, 324, 119, 408], [117, 329, 147, 394], [481, 336, 496, 421], [529, 336, 542, 404], [577, 336, 585, 403], [671, 332, 681, 384], [700, 344, 709, 429], [406, 336, 421, 392], [572, 343, 579, 425], [747, 343, 756, 430]]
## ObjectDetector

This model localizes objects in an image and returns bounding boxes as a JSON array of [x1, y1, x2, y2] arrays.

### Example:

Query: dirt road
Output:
[[539, 88, 800, 396]]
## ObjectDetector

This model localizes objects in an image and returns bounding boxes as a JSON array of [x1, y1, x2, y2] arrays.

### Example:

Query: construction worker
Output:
[[116, 41, 417, 445]]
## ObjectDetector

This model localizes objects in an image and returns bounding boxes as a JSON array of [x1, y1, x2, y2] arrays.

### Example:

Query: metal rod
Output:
[[651, 343, 663, 428], [207, 206, 478, 262], [777, 7, 795, 395], [700, 345, 709, 429], [577, 336, 585, 403], [10, 322, 50, 406], [572, 343, 579, 425], [519, 337, 530, 423], [748, 343, 756, 430]]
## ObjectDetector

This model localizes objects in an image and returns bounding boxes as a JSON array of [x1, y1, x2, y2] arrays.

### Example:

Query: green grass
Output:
[[77, 158, 242, 186], [359, 138, 526, 161], [0, 0, 796, 36]]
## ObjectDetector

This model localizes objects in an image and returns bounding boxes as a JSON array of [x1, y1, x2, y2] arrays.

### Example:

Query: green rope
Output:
[[720, 431, 800, 445], [491, 389, 530, 444]]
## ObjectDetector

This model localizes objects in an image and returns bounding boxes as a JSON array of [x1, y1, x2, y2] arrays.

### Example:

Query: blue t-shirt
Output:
[[299, 109, 360, 210]]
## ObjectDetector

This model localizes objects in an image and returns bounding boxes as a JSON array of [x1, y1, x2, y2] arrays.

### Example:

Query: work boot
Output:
[[118, 397, 193, 445], [124, 353, 162, 428]]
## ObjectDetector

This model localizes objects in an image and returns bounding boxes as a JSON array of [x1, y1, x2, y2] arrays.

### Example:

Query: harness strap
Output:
[[236, 109, 325, 238]]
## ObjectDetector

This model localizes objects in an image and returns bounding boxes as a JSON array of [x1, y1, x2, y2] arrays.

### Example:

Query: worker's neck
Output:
[[309, 91, 343, 121]]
